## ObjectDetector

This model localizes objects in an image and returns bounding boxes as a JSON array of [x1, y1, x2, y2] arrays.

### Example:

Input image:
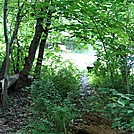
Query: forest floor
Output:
[[0, 75, 91, 133], [0, 76, 125, 134], [0, 90, 33, 133]]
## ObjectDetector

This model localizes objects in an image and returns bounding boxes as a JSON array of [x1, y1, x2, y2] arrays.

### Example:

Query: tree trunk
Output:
[[71, 112, 123, 134], [2, 0, 10, 111], [15, 18, 44, 90], [34, 34, 47, 78], [34, 10, 52, 78]]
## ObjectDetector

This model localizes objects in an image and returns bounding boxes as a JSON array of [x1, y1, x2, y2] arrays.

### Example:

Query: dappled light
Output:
[[0, 0, 134, 133]]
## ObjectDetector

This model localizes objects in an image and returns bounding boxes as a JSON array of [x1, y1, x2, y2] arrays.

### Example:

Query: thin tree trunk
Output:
[[15, 18, 44, 89], [2, 0, 10, 111], [34, 34, 47, 78], [34, 10, 52, 78], [0, 3, 24, 80]]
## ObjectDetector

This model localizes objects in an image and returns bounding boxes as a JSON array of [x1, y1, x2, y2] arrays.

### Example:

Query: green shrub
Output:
[[40, 50, 81, 98], [21, 51, 81, 133], [52, 67, 80, 98], [21, 82, 79, 133], [91, 56, 134, 93], [81, 88, 134, 131]]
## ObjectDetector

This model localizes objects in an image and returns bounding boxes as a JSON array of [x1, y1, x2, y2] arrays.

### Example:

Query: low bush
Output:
[[81, 88, 134, 131], [20, 51, 81, 133]]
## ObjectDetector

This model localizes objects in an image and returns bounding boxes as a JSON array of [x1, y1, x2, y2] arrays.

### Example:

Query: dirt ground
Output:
[[0, 90, 33, 133]]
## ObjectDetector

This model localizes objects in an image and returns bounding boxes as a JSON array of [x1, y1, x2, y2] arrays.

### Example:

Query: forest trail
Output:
[[80, 75, 95, 97], [0, 75, 125, 134], [72, 75, 125, 134]]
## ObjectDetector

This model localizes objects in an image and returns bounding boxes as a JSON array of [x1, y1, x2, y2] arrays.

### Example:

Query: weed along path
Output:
[[72, 77, 124, 134], [0, 76, 124, 134]]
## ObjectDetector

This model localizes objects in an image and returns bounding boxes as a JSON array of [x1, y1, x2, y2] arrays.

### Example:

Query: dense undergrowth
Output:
[[19, 51, 81, 133], [18, 51, 134, 133], [87, 70, 134, 131], [81, 87, 134, 131]]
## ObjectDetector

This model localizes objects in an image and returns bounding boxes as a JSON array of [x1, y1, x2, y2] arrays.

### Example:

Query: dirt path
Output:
[[0, 91, 32, 133], [80, 75, 95, 97]]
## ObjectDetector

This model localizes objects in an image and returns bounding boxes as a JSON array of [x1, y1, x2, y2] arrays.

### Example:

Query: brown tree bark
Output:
[[34, 10, 52, 78], [15, 18, 44, 89], [2, 0, 10, 111]]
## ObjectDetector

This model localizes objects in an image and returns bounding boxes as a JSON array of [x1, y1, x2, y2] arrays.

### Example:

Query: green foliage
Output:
[[21, 50, 81, 133], [0, 0, 133, 132], [81, 88, 134, 131], [86, 0, 134, 93], [24, 98, 76, 133], [59, 0, 134, 94], [41, 50, 81, 98], [61, 37, 78, 50], [88, 61, 134, 93], [0, 43, 5, 66]]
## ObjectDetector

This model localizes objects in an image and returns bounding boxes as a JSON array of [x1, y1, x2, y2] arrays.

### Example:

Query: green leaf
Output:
[[117, 99, 125, 107], [127, 110, 133, 114], [115, 117, 122, 121], [130, 103, 134, 109], [121, 95, 131, 100]]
